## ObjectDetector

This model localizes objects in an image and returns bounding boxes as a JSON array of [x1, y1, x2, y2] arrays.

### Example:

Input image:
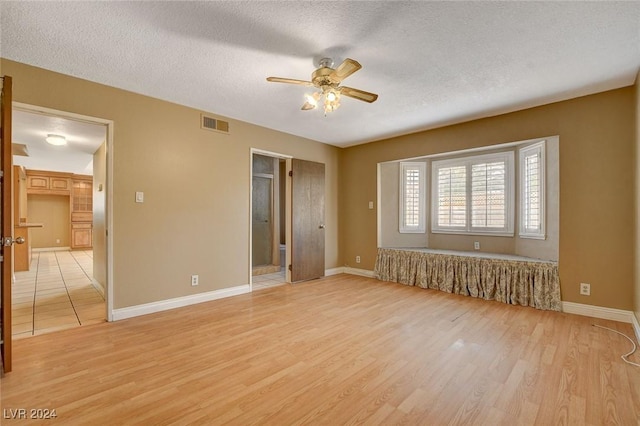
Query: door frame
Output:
[[13, 102, 115, 321], [249, 148, 292, 288]]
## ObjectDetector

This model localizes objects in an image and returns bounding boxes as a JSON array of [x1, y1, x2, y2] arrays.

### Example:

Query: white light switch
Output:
[[135, 192, 144, 203], [368, 201, 374, 209]]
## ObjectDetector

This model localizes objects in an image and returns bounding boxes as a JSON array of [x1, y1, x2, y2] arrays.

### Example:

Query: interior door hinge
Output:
[[288, 264, 292, 271], [288, 171, 293, 177]]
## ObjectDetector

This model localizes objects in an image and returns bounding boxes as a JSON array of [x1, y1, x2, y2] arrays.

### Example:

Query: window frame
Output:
[[431, 151, 515, 236], [519, 141, 546, 239], [399, 161, 426, 233]]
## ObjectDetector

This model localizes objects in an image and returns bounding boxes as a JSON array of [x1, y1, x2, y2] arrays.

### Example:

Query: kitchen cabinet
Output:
[[26, 170, 71, 195], [24, 169, 93, 250], [71, 223, 92, 249], [71, 177, 93, 249]]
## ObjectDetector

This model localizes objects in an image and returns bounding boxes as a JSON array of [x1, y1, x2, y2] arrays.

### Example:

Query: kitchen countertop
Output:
[[15, 222, 44, 228]]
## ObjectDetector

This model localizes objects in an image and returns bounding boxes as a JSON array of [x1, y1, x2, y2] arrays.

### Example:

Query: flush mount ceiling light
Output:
[[267, 57, 378, 115], [45, 134, 67, 146]]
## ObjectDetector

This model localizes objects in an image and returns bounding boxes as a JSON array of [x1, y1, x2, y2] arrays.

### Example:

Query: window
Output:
[[399, 162, 426, 233], [519, 141, 545, 239], [432, 152, 514, 235]]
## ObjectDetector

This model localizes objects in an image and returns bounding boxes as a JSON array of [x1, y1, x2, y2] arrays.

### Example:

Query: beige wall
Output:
[[1, 59, 340, 309], [93, 142, 107, 291], [27, 194, 70, 248], [341, 87, 635, 310]]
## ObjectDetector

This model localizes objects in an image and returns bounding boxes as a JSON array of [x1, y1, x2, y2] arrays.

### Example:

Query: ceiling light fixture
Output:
[[45, 134, 67, 146], [303, 87, 341, 116]]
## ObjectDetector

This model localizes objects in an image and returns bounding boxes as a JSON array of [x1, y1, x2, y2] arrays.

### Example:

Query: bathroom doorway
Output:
[[251, 152, 288, 290]]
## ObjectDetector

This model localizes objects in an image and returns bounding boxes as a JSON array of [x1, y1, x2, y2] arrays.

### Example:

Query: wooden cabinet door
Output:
[[71, 223, 92, 249], [27, 175, 49, 190], [50, 177, 69, 191]]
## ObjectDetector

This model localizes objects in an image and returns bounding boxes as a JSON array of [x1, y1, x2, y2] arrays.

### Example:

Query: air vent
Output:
[[201, 114, 230, 134]]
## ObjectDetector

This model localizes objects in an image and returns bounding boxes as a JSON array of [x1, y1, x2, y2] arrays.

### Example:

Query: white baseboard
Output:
[[33, 246, 71, 252], [91, 278, 105, 298], [343, 267, 375, 278], [632, 313, 640, 343], [561, 301, 635, 324], [112, 284, 250, 321], [325, 267, 345, 276]]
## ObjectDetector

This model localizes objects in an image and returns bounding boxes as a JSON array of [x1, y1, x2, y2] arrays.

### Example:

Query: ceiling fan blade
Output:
[[331, 58, 362, 82], [266, 77, 315, 86], [340, 86, 378, 103], [301, 101, 316, 111]]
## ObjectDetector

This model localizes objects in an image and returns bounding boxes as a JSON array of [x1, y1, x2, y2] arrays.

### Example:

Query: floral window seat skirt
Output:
[[374, 248, 561, 311]]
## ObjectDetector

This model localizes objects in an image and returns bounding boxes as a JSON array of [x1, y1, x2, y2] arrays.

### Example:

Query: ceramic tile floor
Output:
[[12, 250, 105, 339], [252, 270, 286, 290]]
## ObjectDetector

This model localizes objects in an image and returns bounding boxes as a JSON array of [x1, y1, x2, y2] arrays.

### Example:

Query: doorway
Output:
[[251, 153, 287, 290], [10, 103, 113, 336]]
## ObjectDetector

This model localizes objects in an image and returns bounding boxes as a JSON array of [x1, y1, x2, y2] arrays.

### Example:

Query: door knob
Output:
[[2, 236, 25, 246], [319, 224, 325, 229]]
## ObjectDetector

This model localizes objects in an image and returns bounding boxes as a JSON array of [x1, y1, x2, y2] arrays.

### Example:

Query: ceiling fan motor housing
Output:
[[312, 66, 339, 87]]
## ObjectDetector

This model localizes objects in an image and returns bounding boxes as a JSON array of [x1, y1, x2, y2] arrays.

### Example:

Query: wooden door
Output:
[[1, 76, 13, 373], [291, 159, 325, 282]]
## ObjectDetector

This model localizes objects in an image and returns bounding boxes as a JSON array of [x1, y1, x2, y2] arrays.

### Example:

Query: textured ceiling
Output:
[[2, 1, 639, 148]]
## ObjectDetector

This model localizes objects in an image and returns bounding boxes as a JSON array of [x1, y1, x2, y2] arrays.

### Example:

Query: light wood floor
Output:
[[11, 250, 105, 339], [1, 274, 639, 424]]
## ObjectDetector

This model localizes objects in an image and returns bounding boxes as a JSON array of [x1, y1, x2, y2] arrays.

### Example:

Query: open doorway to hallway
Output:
[[251, 151, 289, 290], [10, 105, 110, 337]]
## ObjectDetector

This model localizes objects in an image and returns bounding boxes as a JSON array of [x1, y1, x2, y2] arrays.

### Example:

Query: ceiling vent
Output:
[[201, 114, 229, 134]]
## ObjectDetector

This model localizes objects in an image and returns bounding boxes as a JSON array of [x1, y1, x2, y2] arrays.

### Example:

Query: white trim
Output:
[[32, 247, 71, 252], [325, 267, 345, 276], [561, 301, 635, 324], [377, 163, 382, 248], [632, 314, 640, 343], [343, 267, 375, 278], [91, 278, 105, 298], [112, 285, 250, 321]]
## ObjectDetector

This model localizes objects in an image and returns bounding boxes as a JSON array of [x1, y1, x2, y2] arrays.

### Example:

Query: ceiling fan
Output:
[[267, 58, 378, 115]]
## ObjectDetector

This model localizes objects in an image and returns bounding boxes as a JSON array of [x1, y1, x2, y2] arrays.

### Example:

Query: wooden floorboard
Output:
[[1, 274, 638, 425]]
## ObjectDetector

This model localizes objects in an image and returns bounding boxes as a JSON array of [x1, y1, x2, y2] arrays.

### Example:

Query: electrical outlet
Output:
[[56, 239, 60, 244], [355, 256, 361, 264], [191, 274, 199, 286], [474, 241, 480, 250], [580, 282, 590, 296]]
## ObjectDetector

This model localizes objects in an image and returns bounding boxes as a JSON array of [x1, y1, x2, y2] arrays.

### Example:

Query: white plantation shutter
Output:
[[471, 161, 506, 229], [399, 162, 426, 233], [437, 165, 466, 227], [519, 141, 545, 239], [432, 152, 514, 235]]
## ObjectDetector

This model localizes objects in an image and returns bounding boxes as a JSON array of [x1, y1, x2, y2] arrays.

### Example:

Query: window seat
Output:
[[374, 248, 561, 311]]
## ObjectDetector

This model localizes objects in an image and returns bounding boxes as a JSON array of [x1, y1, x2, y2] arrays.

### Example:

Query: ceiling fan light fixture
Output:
[[267, 57, 377, 115], [45, 134, 67, 146], [304, 93, 318, 107]]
